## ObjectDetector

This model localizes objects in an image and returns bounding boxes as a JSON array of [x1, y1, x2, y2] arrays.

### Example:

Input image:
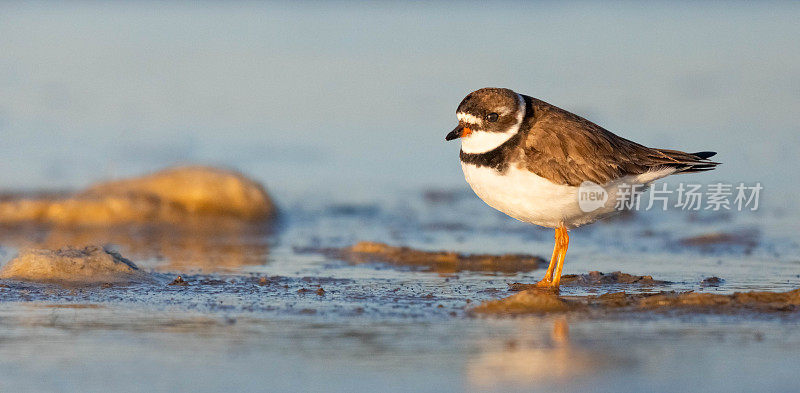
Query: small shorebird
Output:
[[446, 88, 718, 288]]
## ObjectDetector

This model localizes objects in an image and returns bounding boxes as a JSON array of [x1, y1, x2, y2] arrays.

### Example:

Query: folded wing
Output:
[[520, 96, 720, 186]]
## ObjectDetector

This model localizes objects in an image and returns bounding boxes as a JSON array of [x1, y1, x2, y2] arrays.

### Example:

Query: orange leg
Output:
[[536, 226, 564, 287], [550, 225, 569, 287]]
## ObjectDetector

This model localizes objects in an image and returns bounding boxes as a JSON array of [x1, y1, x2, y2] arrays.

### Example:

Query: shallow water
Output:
[[1, 1, 800, 392], [1, 192, 799, 392]]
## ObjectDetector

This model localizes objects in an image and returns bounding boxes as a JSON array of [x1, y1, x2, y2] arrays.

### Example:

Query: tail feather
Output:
[[650, 149, 720, 174], [691, 151, 717, 160]]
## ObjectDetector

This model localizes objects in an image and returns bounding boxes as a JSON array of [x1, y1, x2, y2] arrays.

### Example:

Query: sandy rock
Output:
[[0, 246, 152, 284], [0, 166, 275, 225], [83, 166, 274, 220]]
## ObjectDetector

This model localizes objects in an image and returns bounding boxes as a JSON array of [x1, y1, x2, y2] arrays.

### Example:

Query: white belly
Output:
[[461, 163, 675, 229]]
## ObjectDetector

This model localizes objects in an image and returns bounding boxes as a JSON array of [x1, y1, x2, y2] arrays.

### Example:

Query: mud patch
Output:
[[701, 276, 725, 286], [472, 288, 800, 315], [508, 271, 669, 291], [678, 230, 759, 253], [320, 241, 544, 273], [421, 189, 471, 204]]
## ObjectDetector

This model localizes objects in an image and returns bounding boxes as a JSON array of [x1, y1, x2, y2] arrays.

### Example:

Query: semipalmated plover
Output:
[[446, 88, 719, 288]]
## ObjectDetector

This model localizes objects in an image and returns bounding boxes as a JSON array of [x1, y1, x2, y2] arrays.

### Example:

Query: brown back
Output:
[[518, 96, 718, 186]]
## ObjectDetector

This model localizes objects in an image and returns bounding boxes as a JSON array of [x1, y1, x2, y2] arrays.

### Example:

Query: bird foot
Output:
[[535, 279, 552, 287], [534, 279, 560, 291]]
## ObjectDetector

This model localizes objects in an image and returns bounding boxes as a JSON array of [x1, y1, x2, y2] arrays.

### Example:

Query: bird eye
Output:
[[486, 113, 499, 122]]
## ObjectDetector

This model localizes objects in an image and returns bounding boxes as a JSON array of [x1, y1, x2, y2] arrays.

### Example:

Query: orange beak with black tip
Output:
[[445, 124, 472, 141]]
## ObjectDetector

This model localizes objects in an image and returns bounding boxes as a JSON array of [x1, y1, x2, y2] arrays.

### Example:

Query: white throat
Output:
[[459, 94, 526, 154]]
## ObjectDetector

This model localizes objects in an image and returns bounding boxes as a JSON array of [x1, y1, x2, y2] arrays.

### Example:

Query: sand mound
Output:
[[0, 166, 275, 225], [0, 246, 152, 284], [472, 290, 570, 314], [319, 241, 544, 273]]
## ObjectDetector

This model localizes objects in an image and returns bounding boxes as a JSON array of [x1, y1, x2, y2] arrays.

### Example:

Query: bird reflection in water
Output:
[[468, 318, 616, 389]]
